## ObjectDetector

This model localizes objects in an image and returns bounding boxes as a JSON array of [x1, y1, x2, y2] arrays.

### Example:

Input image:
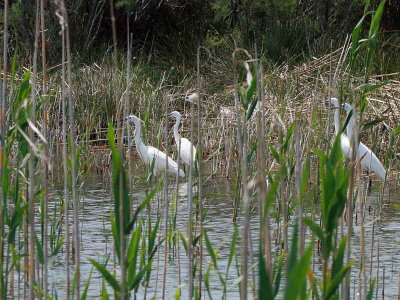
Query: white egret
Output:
[[342, 101, 386, 180], [168, 111, 197, 169], [186, 92, 199, 104], [329, 98, 386, 180], [126, 115, 185, 178]]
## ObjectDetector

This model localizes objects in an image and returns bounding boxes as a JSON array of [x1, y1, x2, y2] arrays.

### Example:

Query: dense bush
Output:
[[0, 0, 398, 64]]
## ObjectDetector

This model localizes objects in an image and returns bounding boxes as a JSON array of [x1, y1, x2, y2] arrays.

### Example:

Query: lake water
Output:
[[12, 162, 400, 299]]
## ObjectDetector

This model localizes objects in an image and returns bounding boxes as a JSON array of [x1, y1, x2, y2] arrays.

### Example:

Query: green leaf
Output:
[[178, 231, 188, 254], [331, 237, 347, 279], [205, 264, 213, 300], [356, 80, 389, 93], [246, 74, 257, 102], [282, 123, 294, 153], [287, 222, 299, 274], [51, 235, 65, 257], [80, 267, 94, 300], [246, 99, 259, 120], [392, 125, 400, 137], [89, 258, 120, 292], [108, 124, 131, 241], [350, 15, 366, 68], [283, 245, 312, 300], [101, 279, 110, 300], [303, 217, 324, 241], [367, 278, 376, 300], [393, 204, 400, 211], [299, 158, 310, 201], [239, 88, 248, 109], [34, 232, 44, 265], [365, 0, 387, 70], [341, 108, 353, 135], [273, 252, 285, 297], [258, 247, 274, 299], [264, 170, 281, 215], [129, 260, 153, 292], [246, 142, 258, 165], [269, 144, 280, 163], [7, 199, 25, 245], [363, 117, 386, 131], [127, 223, 142, 283], [148, 218, 160, 257], [204, 231, 218, 267], [227, 225, 238, 272], [325, 262, 353, 299]]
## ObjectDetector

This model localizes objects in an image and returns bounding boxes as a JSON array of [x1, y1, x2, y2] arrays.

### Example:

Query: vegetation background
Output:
[[2, 0, 398, 138], [3, 1, 399, 66]]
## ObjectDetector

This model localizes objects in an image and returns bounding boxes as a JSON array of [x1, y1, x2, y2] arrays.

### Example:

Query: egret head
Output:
[[328, 97, 340, 108], [168, 111, 182, 120], [343, 103, 353, 113], [186, 92, 199, 104], [126, 115, 143, 127]]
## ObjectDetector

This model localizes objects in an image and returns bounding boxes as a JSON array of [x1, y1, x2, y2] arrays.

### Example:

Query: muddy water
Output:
[[41, 167, 400, 299]]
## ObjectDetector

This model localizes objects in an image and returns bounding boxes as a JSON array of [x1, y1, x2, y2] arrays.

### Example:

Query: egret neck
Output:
[[333, 104, 340, 136], [173, 114, 181, 145], [133, 120, 147, 160]]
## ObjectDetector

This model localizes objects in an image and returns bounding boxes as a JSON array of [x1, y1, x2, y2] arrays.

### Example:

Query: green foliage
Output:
[[203, 225, 239, 299], [304, 134, 351, 299], [90, 124, 160, 297], [80, 267, 94, 300], [367, 278, 376, 300], [282, 223, 311, 300], [108, 124, 131, 261], [34, 232, 44, 265], [89, 258, 120, 292], [350, 0, 388, 77], [258, 248, 274, 299]]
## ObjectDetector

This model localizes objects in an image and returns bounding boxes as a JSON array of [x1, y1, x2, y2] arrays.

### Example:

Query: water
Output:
[[12, 164, 400, 299], [45, 168, 247, 299]]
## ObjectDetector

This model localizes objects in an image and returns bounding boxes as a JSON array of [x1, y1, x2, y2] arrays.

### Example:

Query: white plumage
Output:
[[342, 101, 386, 180], [329, 98, 386, 180], [126, 115, 185, 178], [168, 111, 197, 169]]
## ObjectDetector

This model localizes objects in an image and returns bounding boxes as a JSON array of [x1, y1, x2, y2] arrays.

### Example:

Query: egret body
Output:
[[126, 115, 185, 178], [341, 102, 386, 180], [329, 98, 386, 180], [168, 111, 197, 169]]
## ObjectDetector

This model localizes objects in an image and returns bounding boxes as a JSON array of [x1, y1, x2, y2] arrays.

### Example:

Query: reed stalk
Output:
[[0, 0, 9, 297], [344, 111, 357, 299], [40, 0, 49, 296], [196, 46, 207, 299], [375, 239, 380, 299], [125, 30, 133, 190], [60, 2, 80, 297], [232, 49, 250, 300], [59, 13, 71, 298], [357, 179, 367, 299], [0, 83, 4, 298], [28, 3, 40, 298], [188, 90, 195, 300], [256, 63, 273, 282], [173, 134, 182, 297], [108, 1, 127, 298], [161, 95, 170, 300]]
